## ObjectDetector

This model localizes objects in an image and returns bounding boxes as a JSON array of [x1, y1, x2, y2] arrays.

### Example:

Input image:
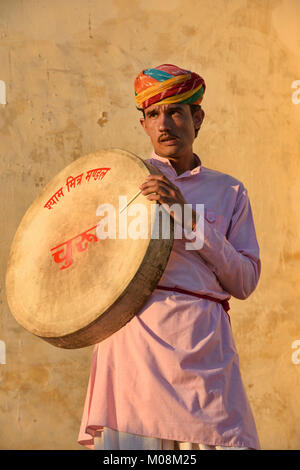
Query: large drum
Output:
[[5, 149, 174, 349]]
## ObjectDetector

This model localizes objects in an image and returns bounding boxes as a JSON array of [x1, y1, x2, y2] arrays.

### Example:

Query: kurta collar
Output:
[[150, 151, 202, 178]]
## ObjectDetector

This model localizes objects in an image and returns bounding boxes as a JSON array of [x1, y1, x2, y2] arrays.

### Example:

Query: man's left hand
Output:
[[139, 175, 197, 231], [139, 174, 186, 206]]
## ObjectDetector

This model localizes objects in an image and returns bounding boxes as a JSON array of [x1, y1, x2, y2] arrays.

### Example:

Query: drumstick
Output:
[[119, 189, 142, 214]]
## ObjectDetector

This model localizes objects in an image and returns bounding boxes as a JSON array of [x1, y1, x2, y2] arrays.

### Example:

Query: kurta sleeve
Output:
[[184, 184, 261, 300]]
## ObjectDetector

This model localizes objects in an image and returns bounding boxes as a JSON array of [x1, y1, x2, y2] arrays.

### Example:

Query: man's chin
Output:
[[154, 144, 181, 159]]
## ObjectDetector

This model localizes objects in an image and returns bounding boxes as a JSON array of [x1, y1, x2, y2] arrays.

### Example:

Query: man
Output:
[[78, 64, 261, 450]]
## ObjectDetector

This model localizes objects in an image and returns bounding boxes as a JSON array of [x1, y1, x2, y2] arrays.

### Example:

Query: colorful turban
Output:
[[134, 64, 206, 110]]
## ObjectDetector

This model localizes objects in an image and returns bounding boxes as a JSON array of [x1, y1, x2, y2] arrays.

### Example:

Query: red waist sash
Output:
[[155, 285, 231, 324]]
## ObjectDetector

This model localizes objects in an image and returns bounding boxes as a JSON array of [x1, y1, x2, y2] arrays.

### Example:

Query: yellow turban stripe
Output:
[[135, 74, 190, 109], [149, 84, 204, 107]]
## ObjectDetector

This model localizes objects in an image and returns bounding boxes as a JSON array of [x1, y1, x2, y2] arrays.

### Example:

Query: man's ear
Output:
[[193, 107, 205, 131], [140, 117, 150, 136], [140, 117, 146, 130]]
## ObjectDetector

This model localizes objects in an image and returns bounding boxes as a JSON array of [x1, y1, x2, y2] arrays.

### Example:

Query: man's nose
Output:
[[158, 112, 172, 132]]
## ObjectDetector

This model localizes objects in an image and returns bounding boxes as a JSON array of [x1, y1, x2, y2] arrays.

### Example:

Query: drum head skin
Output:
[[5, 149, 174, 348]]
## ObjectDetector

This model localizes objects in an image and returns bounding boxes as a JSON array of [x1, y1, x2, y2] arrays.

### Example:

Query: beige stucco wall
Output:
[[1, 0, 300, 449]]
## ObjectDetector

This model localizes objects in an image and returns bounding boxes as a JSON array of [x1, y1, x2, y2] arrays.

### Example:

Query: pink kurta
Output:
[[78, 153, 261, 450]]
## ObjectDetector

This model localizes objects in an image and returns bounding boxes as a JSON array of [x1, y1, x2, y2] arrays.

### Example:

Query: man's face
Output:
[[140, 103, 202, 160]]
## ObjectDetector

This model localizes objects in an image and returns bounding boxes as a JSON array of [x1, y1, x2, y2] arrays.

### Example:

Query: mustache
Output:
[[158, 133, 178, 142]]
